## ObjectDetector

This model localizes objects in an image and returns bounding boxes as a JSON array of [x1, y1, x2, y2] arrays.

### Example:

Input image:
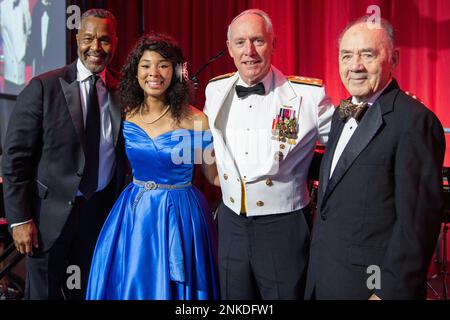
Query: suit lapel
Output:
[[210, 73, 238, 129], [245, 68, 299, 180], [60, 63, 122, 150], [319, 111, 345, 200], [321, 80, 399, 206], [323, 103, 383, 202], [272, 67, 301, 157], [272, 67, 298, 107], [59, 62, 85, 149], [106, 69, 121, 147], [209, 73, 239, 166]]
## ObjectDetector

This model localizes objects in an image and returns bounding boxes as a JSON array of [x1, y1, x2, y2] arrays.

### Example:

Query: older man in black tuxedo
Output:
[[305, 16, 445, 300]]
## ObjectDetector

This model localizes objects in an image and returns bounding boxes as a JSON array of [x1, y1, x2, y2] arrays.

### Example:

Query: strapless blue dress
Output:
[[86, 121, 219, 300]]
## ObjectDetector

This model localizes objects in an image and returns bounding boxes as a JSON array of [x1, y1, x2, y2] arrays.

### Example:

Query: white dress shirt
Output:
[[223, 70, 275, 179], [76, 59, 116, 196], [330, 79, 392, 177]]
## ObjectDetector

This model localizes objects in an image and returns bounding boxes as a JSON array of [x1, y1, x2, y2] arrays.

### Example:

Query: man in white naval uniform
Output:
[[204, 9, 334, 299], [0, 0, 32, 95]]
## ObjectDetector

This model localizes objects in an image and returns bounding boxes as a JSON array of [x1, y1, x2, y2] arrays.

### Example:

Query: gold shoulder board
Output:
[[208, 72, 236, 83], [288, 75, 323, 87]]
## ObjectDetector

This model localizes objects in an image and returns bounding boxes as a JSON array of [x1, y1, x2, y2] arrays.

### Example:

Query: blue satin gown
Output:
[[86, 121, 219, 300]]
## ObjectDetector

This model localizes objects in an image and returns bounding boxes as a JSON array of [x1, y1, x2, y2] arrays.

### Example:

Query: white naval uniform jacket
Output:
[[204, 66, 334, 216], [0, 0, 32, 85]]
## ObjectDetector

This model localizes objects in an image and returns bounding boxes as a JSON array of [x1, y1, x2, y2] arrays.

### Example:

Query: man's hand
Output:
[[12, 221, 39, 255]]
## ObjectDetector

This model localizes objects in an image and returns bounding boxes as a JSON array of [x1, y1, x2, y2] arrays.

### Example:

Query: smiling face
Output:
[[76, 16, 117, 74], [339, 23, 398, 101], [227, 13, 274, 86], [137, 50, 174, 100]]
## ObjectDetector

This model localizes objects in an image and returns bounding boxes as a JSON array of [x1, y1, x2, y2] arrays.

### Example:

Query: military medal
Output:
[[271, 106, 298, 145]]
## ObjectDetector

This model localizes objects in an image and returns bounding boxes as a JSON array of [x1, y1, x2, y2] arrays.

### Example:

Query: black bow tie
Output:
[[235, 83, 265, 98], [13, 0, 20, 9], [338, 99, 369, 122]]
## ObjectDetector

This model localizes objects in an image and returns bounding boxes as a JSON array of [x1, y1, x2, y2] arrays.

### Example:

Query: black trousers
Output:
[[217, 202, 312, 300], [25, 181, 116, 300]]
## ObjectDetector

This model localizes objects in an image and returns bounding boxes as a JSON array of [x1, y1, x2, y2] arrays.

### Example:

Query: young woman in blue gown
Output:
[[86, 33, 220, 300]]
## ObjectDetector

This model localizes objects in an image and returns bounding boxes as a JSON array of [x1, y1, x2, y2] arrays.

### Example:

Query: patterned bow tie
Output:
[[338, 99, 369, 122], [235, 83, 265, 98]]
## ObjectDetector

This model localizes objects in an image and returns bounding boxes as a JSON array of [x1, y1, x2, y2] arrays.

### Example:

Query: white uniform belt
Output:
[[133, 178, 191, 190]]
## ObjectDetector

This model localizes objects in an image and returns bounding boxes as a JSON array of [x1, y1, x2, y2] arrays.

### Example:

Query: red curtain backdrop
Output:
[[98, 0, 450, 203]]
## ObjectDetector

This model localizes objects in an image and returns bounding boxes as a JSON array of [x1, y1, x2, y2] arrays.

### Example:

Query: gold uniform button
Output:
[[274, 151, 284, 162], [230, 197, 235, 203], [223, 173, 228, 180], [256, 201, 264, 207], [265, 179, 273, 186]]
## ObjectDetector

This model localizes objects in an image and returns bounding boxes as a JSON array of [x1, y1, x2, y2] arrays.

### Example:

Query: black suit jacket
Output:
[[1, 61, 126, 251], [306, 79, 445, 299]]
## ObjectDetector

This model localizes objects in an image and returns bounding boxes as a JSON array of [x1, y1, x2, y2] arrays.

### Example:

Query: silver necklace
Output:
[[139, 104, 170, 125]]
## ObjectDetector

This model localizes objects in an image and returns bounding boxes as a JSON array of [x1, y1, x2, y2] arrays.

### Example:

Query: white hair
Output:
[[338, 15, 396, 52], [227, 9, 274, 41]]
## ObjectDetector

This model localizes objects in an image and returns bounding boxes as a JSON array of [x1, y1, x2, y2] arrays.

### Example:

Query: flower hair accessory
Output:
[[176, 62, 189, 83]]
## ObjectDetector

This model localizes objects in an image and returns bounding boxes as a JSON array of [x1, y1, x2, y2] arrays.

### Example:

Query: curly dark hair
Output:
[[119, 32, 193, 122]]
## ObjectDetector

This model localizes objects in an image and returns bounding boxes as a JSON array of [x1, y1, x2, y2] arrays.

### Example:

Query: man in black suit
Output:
[[1, 9, 126, 299], [305, 16, 445, 300]]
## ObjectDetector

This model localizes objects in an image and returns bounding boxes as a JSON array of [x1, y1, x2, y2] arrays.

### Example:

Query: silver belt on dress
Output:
[[131, 178, 191, 214], [133, 178, 191, 190]]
